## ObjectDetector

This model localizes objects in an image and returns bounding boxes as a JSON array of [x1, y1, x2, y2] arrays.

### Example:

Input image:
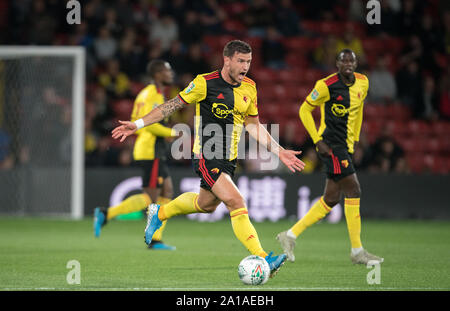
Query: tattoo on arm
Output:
[[156, 96, 184, 118]]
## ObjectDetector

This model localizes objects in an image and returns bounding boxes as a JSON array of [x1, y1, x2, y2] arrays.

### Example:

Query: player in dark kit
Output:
[[277, 49, 384, 265], [112, 40, 306, 278]]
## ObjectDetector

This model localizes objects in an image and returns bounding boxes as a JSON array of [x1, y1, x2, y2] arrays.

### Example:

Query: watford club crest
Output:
[[341, 160, 349, 168]]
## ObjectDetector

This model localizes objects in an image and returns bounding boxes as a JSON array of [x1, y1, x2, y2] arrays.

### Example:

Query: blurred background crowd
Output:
[[0, 0, 449, 174]]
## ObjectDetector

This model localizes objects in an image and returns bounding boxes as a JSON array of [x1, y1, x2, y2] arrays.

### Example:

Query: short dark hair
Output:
[[223, 40, 252, 58], [336, 49, 356, 61], [146, 59, 168, 78]]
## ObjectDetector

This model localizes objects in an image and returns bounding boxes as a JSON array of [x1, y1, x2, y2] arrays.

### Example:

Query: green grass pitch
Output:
[[0, 217, 449, 291]]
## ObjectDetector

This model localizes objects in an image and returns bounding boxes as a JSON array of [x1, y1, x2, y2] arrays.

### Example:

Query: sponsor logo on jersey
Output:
[[311, 89, 319, 100], [211, 103, 247, 119], [331, 103, 349, 117]]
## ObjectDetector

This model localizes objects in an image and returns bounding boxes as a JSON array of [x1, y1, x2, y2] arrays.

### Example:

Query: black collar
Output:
[[338, 72, 356, 87], [219, 70, 241, 88]]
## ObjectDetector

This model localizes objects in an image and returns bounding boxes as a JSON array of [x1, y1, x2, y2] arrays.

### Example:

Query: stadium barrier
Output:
[[83, 168, 450, 220]]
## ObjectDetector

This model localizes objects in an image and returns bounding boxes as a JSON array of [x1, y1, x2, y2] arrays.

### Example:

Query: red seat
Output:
[[431, 121, 450, 136], [130, 82, 146, 97], [223, 20, 246, 35], [282, 36, 312, 51], [257, 86, 277, 101], [406, 155, 426, 173], [407, 120, 432, 136], [243, 37, 262, 50], [297, 86, 312, 101], [400, 138, 417, 153], [111, 99, 134, 120], [278, 69, 302, 84], [364, 104, 387, 120], [424, 137, 442, 153], [362, 38, 385, 54], [383, 37, 405, 55], [302, 69, 323, 84], [385, 104, 412, 121], [431, 156, 448, 174], [250, 68, 277, 83]]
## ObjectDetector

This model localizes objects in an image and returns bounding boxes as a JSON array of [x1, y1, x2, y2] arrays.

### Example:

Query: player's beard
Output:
[[228, 67, 245, 85]]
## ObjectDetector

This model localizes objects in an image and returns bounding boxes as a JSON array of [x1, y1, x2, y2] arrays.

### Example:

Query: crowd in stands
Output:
[[1, 0, 449, 174]]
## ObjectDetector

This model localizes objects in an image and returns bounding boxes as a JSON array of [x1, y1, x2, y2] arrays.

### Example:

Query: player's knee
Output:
[[346, 185, 361, 198], [323, 195, 340, 208], [223, 196, 246, 211], [200, 205, 217, 213]]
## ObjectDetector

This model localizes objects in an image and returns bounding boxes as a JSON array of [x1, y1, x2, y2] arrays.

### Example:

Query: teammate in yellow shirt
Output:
[[277, 49, 384, 265], [94, 60, 178, 250], [112, 40, 306, 277]]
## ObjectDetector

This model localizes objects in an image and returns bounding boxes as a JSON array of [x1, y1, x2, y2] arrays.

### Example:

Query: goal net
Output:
[[0, 47, 85, 219]]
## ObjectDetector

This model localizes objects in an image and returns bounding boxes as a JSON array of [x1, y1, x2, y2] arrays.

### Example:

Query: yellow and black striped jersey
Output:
[[131, 84, 175, 160], [177, 70, 258, 161], [302, 72, 368, 154]]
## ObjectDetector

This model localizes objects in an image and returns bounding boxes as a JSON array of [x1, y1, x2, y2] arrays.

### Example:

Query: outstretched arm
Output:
[[245, 116, 305, 173], [112, 96, 184, 142]]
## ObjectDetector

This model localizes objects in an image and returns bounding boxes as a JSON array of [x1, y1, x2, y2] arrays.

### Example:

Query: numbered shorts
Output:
[[192, 154, 237, 191], [318, 148, 356, 181], [136, 159, 170, 189]]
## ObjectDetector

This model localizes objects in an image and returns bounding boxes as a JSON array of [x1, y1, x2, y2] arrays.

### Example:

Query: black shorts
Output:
[[318, 148, 356, 181], [192, 154, 237, 191], [135, 159, 170, 189]]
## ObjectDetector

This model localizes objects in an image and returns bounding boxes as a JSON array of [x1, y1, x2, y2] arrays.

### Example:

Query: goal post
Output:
[[0, 46, 85, 219]]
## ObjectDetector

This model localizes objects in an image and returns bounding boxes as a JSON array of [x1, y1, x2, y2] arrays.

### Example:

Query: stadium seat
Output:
[[385, 104, 412, 121], [302, 69, 324, 84], [297, 85, 311, 101], [362, 38, 385, 54], [407, 120, 432, 136], [243, 37, 262, 50], [111, 99, 134, 121], [431, 121, 450, 137], [223, 20, 246, 35], [285, 53, 309, 68], [424, 137, 442, 153], [130, 82, 145, 97], [251, 68, 277, 83], [383, 37, 405, 55], [222, 2, 248, 15], [406, 155, 426, 173], [364, 104, 386, 120], [278, 69, 302, 84], [257, 84, 277, 101], [282, 36, 321, 52], [384, 120, 408, 137], [431, 156, 448, 174]]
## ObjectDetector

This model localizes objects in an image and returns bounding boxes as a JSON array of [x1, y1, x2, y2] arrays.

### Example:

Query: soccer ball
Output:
[[237, 255, 270, 285]]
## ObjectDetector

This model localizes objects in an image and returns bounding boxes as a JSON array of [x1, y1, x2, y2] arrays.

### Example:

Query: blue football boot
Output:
[[93, 207, 107, 238], [148, 240, 176, 251], [265, 252, 287, 278], [144, 204, 163, 245]]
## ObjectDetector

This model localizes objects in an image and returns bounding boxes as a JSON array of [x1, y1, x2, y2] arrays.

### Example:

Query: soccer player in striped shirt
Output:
[[277, 49, 384, 265], [112, 40, 305, 277], [94, 60, 178, 250]]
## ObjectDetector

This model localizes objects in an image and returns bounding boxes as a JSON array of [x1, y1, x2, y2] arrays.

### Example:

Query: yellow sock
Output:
[[107, 193, 151, 220], [344, 198, 362, 249], [230, 208, 267, 258], [152, 196, 172, 242], [158, 192, 206, 221], [290, 196, 332, 237]]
